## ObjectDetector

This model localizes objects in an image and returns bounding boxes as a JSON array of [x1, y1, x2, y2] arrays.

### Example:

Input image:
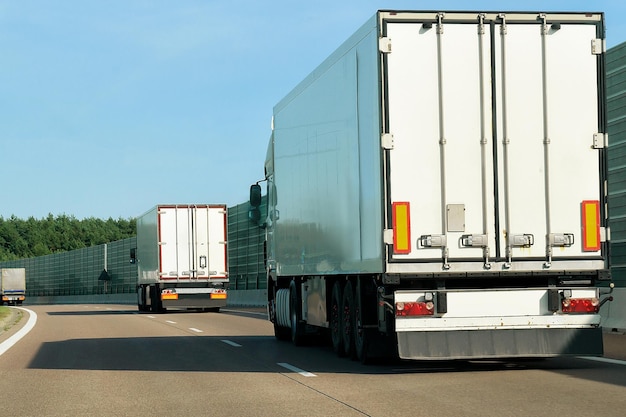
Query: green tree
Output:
[[0, 214, 136, 262]]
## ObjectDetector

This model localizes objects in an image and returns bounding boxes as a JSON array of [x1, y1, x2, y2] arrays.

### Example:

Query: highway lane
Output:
[[1, 304, 626, 417]]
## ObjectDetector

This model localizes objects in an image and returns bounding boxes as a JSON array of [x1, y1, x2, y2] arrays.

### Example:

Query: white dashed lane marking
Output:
[[277, 362, 316, 377]]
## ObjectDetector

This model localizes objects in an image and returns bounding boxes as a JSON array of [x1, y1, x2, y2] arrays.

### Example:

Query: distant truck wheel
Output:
[[342, 281, 356, 359], [330, 281, 345, 356]]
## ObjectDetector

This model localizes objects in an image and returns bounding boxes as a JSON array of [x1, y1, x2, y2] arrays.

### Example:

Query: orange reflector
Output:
[[581, 200, 601, 251], [392, 202, 411, 254], [161, 293, 178, 300], [211, 293, 227, 300]]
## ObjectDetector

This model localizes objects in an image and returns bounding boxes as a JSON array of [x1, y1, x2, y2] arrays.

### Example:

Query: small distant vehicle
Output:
[[1, 268, 26, 306]]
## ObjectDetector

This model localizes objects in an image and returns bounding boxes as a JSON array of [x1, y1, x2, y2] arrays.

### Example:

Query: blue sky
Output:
[[1, 1, 625, 220]]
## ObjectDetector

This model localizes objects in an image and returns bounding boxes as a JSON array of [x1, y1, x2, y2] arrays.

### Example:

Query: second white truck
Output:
[[134, 204, 228, 312]]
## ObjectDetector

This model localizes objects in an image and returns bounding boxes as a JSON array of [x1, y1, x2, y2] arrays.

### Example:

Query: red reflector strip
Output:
[[562, 298, 599, 314], [396, 301, 434, 316], [392, 202, 411, 254], [581, 200, 601, 251]]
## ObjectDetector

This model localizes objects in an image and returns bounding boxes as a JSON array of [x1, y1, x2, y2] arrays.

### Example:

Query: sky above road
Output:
[[1, 0, 625, 220]]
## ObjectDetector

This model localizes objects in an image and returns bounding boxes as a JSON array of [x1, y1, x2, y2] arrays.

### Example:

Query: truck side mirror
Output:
[[249, 183, 262, 225], [250, 184, 262, 207], [130, 248, 137, 264]]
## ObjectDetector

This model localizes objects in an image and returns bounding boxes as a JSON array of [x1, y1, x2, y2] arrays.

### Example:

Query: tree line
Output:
[[0, 214, 136, 262]]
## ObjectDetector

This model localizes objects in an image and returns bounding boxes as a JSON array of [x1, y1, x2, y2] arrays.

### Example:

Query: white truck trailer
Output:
[[249, 10, 613, 362], [134, 204, 228, 312], [1, 268, 26, 306]]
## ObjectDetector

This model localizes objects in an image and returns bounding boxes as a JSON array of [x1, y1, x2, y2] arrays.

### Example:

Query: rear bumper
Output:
[[161, 293, 227, 309], [397, 327, 603, 360], [2, 295, 25, 301]]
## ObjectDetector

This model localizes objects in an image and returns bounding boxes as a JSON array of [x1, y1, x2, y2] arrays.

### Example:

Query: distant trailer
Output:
[[134, 204, 228, 312]]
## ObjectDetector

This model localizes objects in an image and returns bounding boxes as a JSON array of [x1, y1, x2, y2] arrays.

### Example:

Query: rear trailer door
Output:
[[383, 13, 606, 272], [158, 205, 228, 281]]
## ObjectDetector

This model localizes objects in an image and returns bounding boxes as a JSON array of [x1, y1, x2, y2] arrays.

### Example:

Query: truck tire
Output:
[[354, 279, 370, 364], [137, 286, 147, 312], [342, 280, 356, 358], [330, 281, 345, 356], [273, 287, 291, 341], [150, 285, 164, 313], [289, 280, 305, 346], [270, 286, 290, 340]]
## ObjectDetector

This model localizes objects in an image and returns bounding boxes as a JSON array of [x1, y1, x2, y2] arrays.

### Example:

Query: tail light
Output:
[[396, 301, 434, 316], [561, 297, 600, 314]]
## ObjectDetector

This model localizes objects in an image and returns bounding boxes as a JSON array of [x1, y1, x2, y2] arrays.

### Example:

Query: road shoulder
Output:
[[0, 307, 25, 343]]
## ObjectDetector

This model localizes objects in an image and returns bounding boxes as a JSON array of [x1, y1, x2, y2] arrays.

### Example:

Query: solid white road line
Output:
[[277, 362, 317, 377], [221, 340, 242, 347], [579, 356, 626, 366], [0, 307, 38, 357]]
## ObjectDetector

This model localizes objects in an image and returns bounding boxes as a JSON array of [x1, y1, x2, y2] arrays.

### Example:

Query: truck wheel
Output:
[[273, 288, 291, 341], [342, 280, 356, 358], [289, 280, 305, 346], [354, 280, 371, 364], [330, 281, 345, 356], [270, 286, 290, 340], [150, 285, 164, 313], [137, 286, 146, 312]]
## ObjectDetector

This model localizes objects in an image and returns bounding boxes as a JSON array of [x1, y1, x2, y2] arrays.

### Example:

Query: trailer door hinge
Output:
[[591, 39, 605, 55], [379, 37, 392, 53], [383, 229, 394, 245], [593, 133, 608, 149], [381, 133, 394, 150], [601, 227, 609, 243]]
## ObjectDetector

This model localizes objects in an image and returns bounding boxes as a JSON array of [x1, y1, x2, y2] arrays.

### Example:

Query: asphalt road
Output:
[[1, 304, 626, 417]]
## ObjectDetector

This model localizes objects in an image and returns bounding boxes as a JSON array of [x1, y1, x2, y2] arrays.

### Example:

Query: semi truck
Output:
[[1, 268, 26, 306], [134, 204, 228, 312], [249, 10, 613, 362]]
